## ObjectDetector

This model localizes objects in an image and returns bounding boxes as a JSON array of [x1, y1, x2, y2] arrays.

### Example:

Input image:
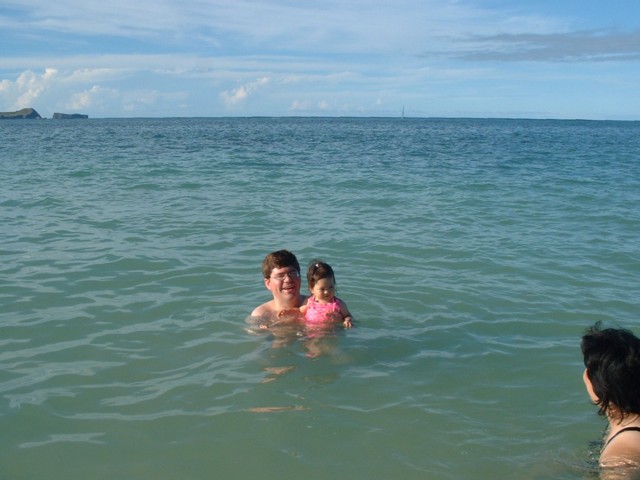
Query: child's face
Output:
[[310, 277, 335, 304]]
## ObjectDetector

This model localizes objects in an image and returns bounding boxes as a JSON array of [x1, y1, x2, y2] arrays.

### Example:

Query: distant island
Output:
[[0, 108, 42, 119], [0, 108, 88, 119], [52, 112, 89, 119]]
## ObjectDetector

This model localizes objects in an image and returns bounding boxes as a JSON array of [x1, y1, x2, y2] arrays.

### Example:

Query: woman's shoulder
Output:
[[601, 428, 640, 468]]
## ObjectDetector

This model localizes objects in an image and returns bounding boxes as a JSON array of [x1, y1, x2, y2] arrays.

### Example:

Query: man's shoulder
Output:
[[251, 300, 276, 317], [251, 295, 307, 317]]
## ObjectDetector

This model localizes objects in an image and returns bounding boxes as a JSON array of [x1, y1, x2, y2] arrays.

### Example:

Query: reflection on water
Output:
[[246, 314, 346, 358], [600, 467, 640, 480]]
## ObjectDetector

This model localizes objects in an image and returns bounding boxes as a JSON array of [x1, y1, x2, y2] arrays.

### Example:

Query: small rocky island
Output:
[[53, 112, 89, 119], [0, 108, 42, 119], [0, 108, 89, 119]]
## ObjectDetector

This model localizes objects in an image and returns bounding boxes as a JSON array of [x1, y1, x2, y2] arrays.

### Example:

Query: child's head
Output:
[[581, 322, 640, 419], [306, 260, 336, 302]]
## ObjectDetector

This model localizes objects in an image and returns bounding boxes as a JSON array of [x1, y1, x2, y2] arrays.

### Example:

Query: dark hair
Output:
[[306, 260, 335, 290], [581, 321, 640, 418], [261, 250, 300, 279]]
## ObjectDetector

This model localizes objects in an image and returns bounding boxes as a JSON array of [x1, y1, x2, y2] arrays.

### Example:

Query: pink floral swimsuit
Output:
[[304, 296, 342, 326]]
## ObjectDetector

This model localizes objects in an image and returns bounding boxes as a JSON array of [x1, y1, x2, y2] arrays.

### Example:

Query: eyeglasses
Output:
[[270, 270, 300, 281]]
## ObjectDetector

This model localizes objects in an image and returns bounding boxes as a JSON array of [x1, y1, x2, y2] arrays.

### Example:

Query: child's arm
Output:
[[338, 299, 353, 328]]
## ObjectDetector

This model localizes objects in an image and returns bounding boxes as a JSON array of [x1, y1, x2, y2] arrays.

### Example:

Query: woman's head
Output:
[[306, 260, 336, 301], [581, 322, 640, 419]]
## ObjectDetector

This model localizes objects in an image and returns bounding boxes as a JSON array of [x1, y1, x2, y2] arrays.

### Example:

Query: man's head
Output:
[[261, 250, 302, 308], [261, 250, 300, 279]]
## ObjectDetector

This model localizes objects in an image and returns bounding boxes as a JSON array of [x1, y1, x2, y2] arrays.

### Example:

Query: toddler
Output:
[[300, 260, 353, 328]]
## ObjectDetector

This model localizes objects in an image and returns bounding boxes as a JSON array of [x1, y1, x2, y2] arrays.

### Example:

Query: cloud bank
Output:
[[1, 1, 639, 118]]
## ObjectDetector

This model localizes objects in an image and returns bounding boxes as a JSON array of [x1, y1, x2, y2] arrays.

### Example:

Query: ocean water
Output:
[[1, 117, 639, 479]]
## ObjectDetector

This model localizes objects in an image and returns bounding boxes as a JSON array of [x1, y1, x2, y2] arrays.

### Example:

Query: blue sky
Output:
[[1, 0, 639, 119]]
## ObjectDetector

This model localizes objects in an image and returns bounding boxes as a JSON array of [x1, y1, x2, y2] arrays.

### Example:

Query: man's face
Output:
[[265, 266, 301, 301]]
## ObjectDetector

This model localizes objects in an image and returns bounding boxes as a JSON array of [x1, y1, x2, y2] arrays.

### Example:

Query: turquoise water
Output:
[[2, 117, 639, 479]]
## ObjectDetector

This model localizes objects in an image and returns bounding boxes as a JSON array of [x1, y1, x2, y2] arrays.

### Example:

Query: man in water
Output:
[[251, 250, 307, 320]]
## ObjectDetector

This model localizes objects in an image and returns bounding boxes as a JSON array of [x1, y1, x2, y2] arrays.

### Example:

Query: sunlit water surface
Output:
[[2, 117, 640, 479]]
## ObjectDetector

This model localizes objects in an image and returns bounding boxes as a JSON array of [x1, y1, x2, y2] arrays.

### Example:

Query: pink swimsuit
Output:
[[304, 296, 342, 325]]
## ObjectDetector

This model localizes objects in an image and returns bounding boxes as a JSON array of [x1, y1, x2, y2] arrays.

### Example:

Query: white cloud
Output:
[[120, 89, 191, 114], [0, 68, 57, 110], [66, 85, 107, 110], [220, 77, 269, 107], [289, 99, 340, 113], [222, 85, 248, 105], [454, 29, 640, 62], [0, 0, 572, 57], [0, 68, 124, 113], [122, 90, 161, 111], [64, 68, 124, 84], [289, 99, 310, 112]]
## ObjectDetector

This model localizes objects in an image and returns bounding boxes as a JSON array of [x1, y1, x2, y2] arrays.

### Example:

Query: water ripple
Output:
[[2, 118, 639, 479]]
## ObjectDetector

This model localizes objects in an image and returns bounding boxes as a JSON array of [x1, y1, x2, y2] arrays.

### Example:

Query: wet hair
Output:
[[261, 250, 300, 279], [581, 321, 640, 419], [306, 260, 336, 290]]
